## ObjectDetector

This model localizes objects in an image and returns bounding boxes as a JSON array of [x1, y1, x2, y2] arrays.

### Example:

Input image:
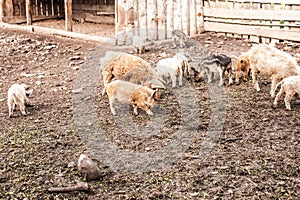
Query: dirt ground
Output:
[[0, 24, 299, 200]]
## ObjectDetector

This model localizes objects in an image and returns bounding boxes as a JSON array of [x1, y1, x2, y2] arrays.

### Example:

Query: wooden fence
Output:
[[117, 0, 300, 45], [203, 0, 300, 43], [0, 1, 299, 45], [115, 0, 205, 45]]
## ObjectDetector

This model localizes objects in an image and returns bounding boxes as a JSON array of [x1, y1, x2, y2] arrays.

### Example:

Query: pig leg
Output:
[[178, 67, 183, 86], [228, 70, 234, 85], [205, 68, 212, 83], [172, 36, 177, 48], [218, 67, 224, 86], [284, 91, 295, 110], [171, 75, 177, 88], [235, 67, 241, 84], [138, 103, 153, 115], [19, 101, 27, 116], [273, 87, 285, 108], [179, 38, 185, 48], [270, 77, 280, 98], [102, 71, 113, 96], [8, 102, 15, 118], [109, 97, 117, 115], [133, 104, 138, 115], [243, 67, 250, 82], [251, 68, 260, 92]]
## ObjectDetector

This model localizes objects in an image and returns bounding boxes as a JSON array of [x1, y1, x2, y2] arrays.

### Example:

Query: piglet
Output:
[[7, 83, 33, 118]]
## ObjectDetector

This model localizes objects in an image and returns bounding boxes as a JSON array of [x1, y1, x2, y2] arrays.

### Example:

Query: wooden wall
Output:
[[115, 0, 205, 45], [72, 0, 115, 24], [0, 0, 115, 24]]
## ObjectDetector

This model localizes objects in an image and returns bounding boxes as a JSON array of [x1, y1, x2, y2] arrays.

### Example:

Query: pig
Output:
[[100, 51, 165, 95], [105, 80, 158, 115], [244, 44, 300, 97], [235, 53, 251, 84], [172, 29, 187, 48], [7, 83, 33, 118], [273, 75, 300, 110]]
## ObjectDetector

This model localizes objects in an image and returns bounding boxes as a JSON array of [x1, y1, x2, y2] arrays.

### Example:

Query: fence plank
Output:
[[204, 21, 300, 42], [189, 0, 197, 36], [138, 0, 147, 38], [25, 0, 31, 25], [204, 7, 300, 21], [173, 0, 181, 31], [0, 0, 4, 20], [147, 0, 157, 40], [47, 0, 53, 16], [182, 0, 188, 35], [53, 0, 58, 15], [73, 4, 115, 12], [157, 0, 166, 40], [196, 0, 204, 33], [5, 0, 13, 16], [166, 0, 174, 38]]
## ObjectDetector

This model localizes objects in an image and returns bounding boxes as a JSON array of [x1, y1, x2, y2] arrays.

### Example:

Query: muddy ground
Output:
[[0, 25, 299, 199]]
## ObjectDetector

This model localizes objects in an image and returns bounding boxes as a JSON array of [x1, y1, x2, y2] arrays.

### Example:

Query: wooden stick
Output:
[[48, 181, 89, 193]]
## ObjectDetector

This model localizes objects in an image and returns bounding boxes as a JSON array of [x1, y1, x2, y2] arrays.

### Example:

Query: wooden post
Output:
[[59, 0, 64, 16], [0, 0, 4, 22], [166, 0, 174, 38], [48, 0, 53, 16], [65, 0, 73, 31], [5, 0, 14, 16], [37, 0, 41, 16], [138, 0, 147, 38], [190, 0, 197, 36], [116, 0, 126, 45], [147, 0, 157, 40], [53, 0, 58, 16], [197, 0, 205, 33], [26, 0, 32, 25], [157, 0, 166, 40]]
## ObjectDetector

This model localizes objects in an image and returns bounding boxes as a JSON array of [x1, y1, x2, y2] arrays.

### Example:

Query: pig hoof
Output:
[[147, 111, 153, 116]]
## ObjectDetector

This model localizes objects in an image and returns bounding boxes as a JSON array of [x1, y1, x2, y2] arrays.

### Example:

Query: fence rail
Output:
[[202, 0, 300, 43]]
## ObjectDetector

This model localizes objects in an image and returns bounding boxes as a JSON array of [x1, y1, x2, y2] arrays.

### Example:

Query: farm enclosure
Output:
[[0, 0, 300, 199], [0, 26, 299, 198]]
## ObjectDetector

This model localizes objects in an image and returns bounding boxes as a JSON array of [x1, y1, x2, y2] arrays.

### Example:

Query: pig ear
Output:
[[25, 89, 33, 97], [131, 92, 138, 103], [21, 83, 30, 90], [151, 89, 158, 99]]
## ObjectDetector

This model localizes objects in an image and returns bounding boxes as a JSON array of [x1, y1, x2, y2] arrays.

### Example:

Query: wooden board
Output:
[[157, 0, 166, 40], [204, 21, 300, 42], [138, 0, 147, 38], [166, 0, 174, 38], [204, 7, 300, 21], [2, 15, 63, 24]]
